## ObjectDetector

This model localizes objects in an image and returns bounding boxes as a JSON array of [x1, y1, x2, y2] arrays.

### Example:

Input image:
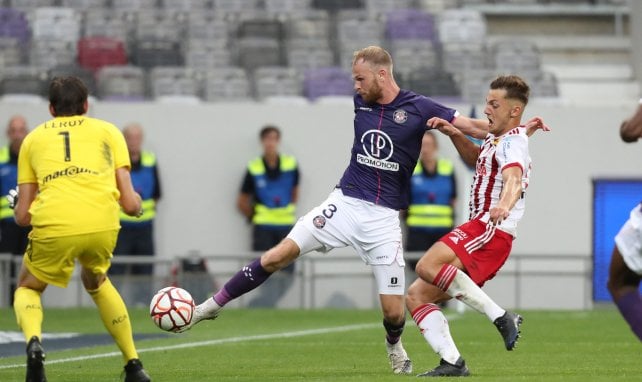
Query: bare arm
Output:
[[428, 117, 480, 167], [14, 183, 37, 226], [620, 104, 642, 143], [236, 192, 253, 220], [116, 167, 142, 216], [450, 115, 489, 139], [291, 185, 299, 204], [489, 166, 523, 226]]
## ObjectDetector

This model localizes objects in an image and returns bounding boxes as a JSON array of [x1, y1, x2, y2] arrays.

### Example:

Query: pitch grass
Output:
[[0, 307, 639, 381]]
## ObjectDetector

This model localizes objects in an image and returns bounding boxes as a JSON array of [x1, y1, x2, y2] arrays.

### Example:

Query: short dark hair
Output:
[[259, 125, 281, 140], [49, 76, 88, 117], [490, 75, 530, 105]]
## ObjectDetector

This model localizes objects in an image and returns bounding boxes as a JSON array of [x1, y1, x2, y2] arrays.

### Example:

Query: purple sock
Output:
[[213, 258, 272, 306], [614, 290, 642, 341]]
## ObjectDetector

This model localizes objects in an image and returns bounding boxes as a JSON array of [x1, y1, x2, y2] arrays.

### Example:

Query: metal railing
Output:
[[0, 252, 592, 309]]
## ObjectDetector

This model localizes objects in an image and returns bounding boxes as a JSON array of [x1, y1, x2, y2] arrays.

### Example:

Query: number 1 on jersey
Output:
[[59, 131, 71, 161]]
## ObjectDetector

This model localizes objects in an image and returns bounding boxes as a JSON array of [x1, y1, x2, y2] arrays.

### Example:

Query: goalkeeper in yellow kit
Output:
[[9, 76, 151, 382]]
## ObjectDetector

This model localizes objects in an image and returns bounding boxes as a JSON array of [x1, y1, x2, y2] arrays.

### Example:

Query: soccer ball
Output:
[[149, 287, 195, 332]]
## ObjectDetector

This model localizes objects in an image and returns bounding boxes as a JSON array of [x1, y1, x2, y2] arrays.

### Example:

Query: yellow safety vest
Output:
[[0, 146, 15, 219], [407, 158, 455, 228], [248, 154, 297, 226], [120, 151, 157, 223]]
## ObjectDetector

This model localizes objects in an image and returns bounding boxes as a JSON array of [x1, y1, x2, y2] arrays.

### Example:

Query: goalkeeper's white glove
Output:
[[6, 188, 18, 209]]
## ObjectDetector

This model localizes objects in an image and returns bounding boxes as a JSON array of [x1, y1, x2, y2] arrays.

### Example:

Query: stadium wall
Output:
[[0, 98, 638, 309]]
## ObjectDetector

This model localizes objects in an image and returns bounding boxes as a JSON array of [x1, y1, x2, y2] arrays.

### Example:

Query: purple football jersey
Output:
[[338, 90, 457, 210]]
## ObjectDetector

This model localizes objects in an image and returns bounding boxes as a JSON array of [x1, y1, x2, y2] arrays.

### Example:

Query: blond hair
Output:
[[352, 46, 394, 72]]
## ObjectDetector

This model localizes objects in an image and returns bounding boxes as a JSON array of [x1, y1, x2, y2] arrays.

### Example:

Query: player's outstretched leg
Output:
[[493, 311, 523, 351], [25, 336, 46, 382], [183, 240, 301, 332], [428, 263, 523, 350]]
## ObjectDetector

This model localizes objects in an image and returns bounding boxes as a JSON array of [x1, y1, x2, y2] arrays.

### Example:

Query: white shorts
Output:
[[287, 189, 405, 295], [615, 204, 642, 275]]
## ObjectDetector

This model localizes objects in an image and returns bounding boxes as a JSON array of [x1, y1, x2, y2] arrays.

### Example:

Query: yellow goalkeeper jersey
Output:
[[18, 115, 130, 238]]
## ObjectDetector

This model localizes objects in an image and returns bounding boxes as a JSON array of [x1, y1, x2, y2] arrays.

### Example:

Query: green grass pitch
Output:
[[0, 307, 639, 381]]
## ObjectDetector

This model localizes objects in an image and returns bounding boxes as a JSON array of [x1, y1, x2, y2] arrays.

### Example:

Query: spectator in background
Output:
[[607, 99, 642, 341], [112, 123, 161, 305], [0, 116, 30, 304], [405, 131, 457, 271], [237, 125, 299, 307]]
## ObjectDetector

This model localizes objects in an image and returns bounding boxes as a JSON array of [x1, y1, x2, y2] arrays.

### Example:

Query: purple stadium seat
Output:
[[0, 8, 30, 45], [304, 67, 353, 101], [385, 9, 435, 41]]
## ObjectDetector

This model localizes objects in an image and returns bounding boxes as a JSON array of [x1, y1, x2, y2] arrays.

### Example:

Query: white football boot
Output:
[[386, 340, 413, 374]]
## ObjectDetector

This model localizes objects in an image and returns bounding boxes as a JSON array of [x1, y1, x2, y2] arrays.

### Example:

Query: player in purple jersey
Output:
[[608, 99, 642, 341], [178, 46, 546, 375]]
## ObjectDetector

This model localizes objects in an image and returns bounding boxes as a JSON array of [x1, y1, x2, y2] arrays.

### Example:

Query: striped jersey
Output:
[[469, 126, 531, 236], [338, 90, 458, 210]]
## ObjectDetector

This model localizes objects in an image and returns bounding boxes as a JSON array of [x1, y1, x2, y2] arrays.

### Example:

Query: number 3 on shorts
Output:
[[322, 203, 337, 219]]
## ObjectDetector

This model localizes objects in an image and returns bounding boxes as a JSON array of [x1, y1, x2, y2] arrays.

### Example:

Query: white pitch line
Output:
[[0, 314, 462, 370], [0, 322, 380, 370]]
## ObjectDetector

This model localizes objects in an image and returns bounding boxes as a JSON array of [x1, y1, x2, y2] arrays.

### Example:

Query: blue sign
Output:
[[593, 179, 642, 301]]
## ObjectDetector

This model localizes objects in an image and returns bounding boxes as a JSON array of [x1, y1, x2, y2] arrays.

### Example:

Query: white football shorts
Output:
[[614, 204, 642, 275], [287, 189, 405, 295]]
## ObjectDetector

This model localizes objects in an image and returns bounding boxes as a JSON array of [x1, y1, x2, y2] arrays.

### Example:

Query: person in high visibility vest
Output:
[[112, 123, 161, 305], [0, 115, 30, 304], [405, 131, 457, 271], [237, 125, 299, 307]]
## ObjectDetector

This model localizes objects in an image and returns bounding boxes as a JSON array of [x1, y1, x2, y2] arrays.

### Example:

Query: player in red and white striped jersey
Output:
[[406, 75, 540, 377]]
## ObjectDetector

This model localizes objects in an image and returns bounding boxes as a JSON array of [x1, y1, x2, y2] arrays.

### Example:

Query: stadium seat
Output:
[[303, 66, 353, 101], [112, 0, 159, 10], [254, 66, 302, 100], [237, 37, 283, 72], [132, 37, 183, 68], [97, 65, 146, 100], [48, 64, 97, 96], [284, 9, 330, 41], [149, 67, 201, 100], [264, 0, 313, 14], [29, 39, 77, 69], [59, 0, 109, 8], [32, 7, 81, 43], [77, 37, 128, 73], [159, 0, 210, 11], [385, 9, 436, 41], [438, 9, 486, 44], [0, 66, 47, 96], [365, 0, 415, 16], [0, 37, 24, 67], [187, 12, 230, 42], [407, 67, 461, 99], [7, 0, 55, 11], [212, 0, 261, 12], [136, 9, 186, 43], [0, 8, 30, 45], [185, 40, 231, 70], [312, 0, 364, 12], [336, 11, 384, 69], [84, 9, 132, 46], [492, 40, 542, 75], [287, 46, 334, 72], [203, 67, 252, 101], [389, 40, 440, 79], [238, 18, 284, 41]]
